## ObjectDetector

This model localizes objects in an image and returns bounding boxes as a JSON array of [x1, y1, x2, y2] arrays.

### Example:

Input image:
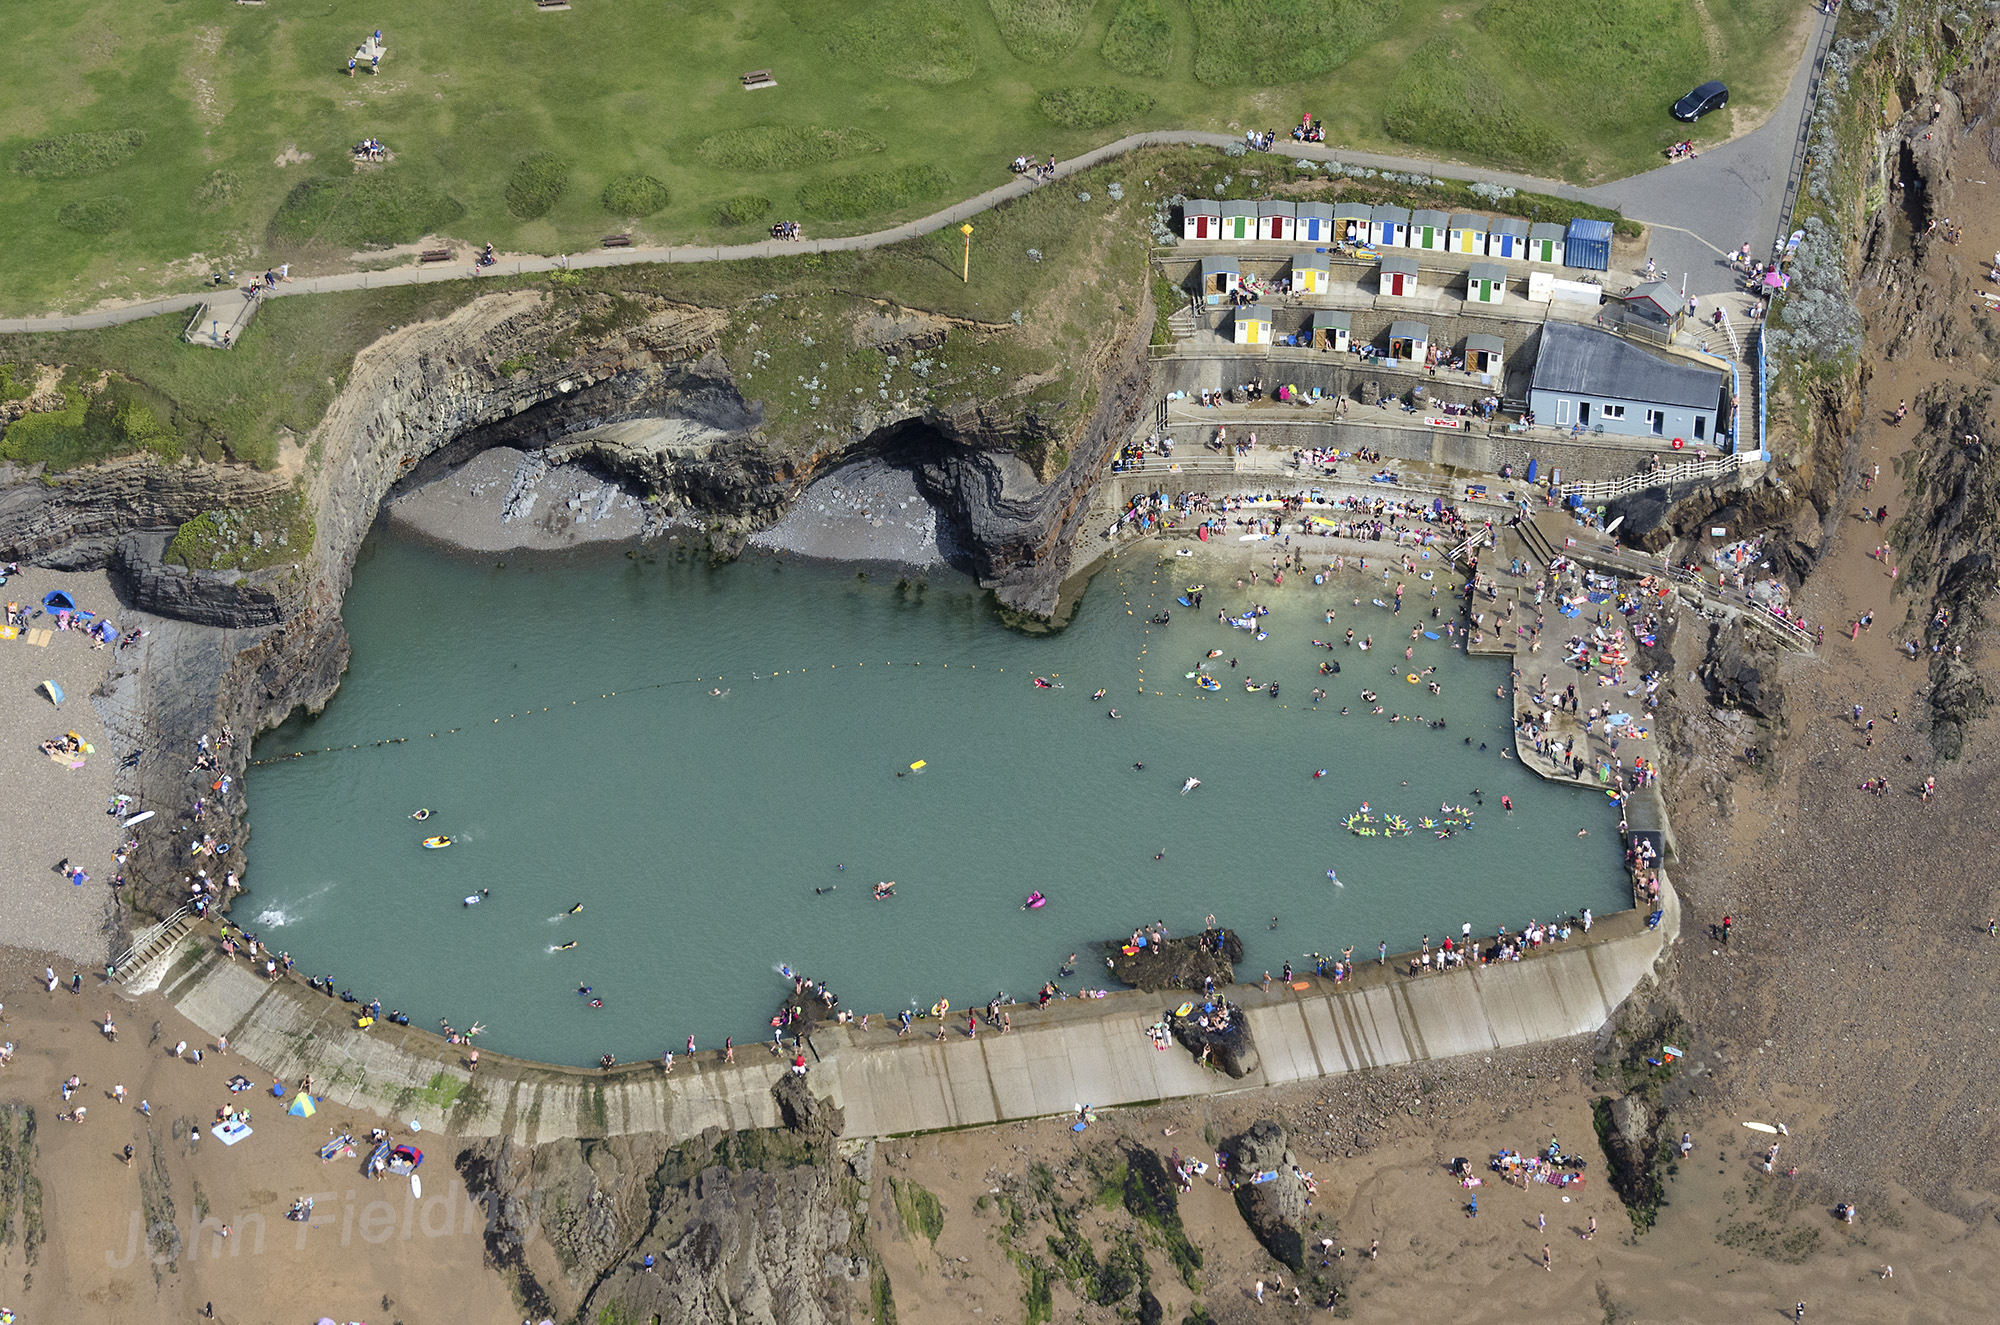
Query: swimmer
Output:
[[589, 998, 603, 1008], [814, 884, 837, 894], [1155, 851, 1165, 861], [1313, 769, 1326, 779], [556, 941, 577, 950], [1501, 795, 1513, 812], [1108, 709, 1120, 719], [577, 985, 592, 996], [1577, 829, 1588, 837], [1091, 689, 1107, 701], [410, 808, 430, 820], [709, 689, 722, 697], [1132, 762, 1145, 771], [569, 903, 583, 913]]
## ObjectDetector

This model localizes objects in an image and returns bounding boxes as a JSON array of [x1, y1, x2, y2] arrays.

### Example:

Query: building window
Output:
[[1646, 409, 1664, 435], [1602, 404, 1625, 420]]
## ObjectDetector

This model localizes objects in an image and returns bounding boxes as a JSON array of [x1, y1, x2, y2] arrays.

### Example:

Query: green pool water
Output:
[[246, 528, 1626, 1066]]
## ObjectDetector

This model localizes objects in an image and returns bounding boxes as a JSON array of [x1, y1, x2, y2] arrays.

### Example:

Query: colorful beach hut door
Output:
[[1190, 213, 1212, 239], [1385, 269, 1407, 296]]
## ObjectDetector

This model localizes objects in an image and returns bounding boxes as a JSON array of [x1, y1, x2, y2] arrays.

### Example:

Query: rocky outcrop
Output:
[[112, 530, 307, 628], [1225, 1119, 1309, 1270], [1696, 618, 1784, 721], [456, 1117, 866, 1325], [1169, 998, 1259, 1079], [1106, 929, 1240, 993]]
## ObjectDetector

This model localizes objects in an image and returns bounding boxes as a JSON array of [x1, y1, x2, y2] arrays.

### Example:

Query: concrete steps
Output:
[[113, 907, 195, 989]]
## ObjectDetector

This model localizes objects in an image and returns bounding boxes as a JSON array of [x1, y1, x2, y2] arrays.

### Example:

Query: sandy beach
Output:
[[0, 569, 126, 965]]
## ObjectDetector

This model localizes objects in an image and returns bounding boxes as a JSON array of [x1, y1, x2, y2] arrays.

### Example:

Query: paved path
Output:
[[0, 24, 1832, 335]]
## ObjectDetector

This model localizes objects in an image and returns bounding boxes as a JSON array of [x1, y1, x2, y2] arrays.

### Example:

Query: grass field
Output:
[[0, 0, 1805, 314]]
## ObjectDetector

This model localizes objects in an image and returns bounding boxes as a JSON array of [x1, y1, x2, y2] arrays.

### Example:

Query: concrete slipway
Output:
[[144, 877, 1675, 1144]]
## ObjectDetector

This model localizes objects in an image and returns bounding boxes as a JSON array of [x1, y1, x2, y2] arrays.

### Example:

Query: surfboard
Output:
[[122, 810, 155, 827], [411, 1173, 422, 1199], [1424, 631, 1441, 640], [1372, 598, 1386, 607], [1742, 1121, 1778, 1134]]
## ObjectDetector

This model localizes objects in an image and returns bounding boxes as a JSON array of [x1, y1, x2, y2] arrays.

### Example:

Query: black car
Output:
[[1672, 81, 1729, 121]]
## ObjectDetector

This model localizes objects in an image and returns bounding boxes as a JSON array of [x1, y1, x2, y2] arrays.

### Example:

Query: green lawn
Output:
[[1, 0, 1803, 314]]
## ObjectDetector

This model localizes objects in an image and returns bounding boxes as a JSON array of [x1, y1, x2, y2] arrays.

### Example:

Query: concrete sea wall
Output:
[[152, 880, 1674, 1144]]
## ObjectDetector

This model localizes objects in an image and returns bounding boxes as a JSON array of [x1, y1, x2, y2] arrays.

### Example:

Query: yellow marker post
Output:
[[960, 222, 974, 283]]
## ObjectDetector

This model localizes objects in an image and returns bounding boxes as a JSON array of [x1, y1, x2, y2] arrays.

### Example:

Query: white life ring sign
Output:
[[1671, 437, 1684, 450]]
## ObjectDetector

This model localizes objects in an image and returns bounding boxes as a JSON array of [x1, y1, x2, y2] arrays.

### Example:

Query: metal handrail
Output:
[[109, 904, 194, 978]]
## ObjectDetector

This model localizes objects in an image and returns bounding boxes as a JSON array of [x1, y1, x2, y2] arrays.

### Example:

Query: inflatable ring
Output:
[[1407, 673, 1419, 683]]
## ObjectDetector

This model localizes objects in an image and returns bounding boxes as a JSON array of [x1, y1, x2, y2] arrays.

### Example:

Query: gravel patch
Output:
[[750, 459, 945, 565]]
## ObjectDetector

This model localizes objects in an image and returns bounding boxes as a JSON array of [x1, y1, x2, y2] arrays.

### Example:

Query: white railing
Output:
[[1557, 452, 1743, 505], [109, 904, 194, 979]]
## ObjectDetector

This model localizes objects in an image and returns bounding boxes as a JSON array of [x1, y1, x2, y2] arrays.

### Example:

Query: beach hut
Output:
[[1526, 222, 1564, 264], [1378, 255, 1419, 298], [1388, 320, 1429, 364], [1369, 205, 1410, 248], [1332, 202, 1373, 244], [1449, 214, 1488, 254], [1487, 216, 1529, 259], [1311, 310, 1351, 352], [1182, 199, 1221, 240], [1297, 201, 1335, 243], [1259, 200, 1297, 243], [1233, 305, 1272, 346], [1221, 201, 1257, 241], [1465, 333, 1504, 377], [1200, 256, 1241, 297], [1411, 209, 1450, 251], [1291, 252, 1331, 295], [1465, 262, 1506, 304]]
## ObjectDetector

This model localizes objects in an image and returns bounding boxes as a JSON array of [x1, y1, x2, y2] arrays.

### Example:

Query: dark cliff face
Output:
[[1, 284, 1152, 919]]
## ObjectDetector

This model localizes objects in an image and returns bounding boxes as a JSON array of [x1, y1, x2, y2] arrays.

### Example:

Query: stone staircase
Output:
[[1167, 302, 1198, 343], [110, 905, 196, 986]]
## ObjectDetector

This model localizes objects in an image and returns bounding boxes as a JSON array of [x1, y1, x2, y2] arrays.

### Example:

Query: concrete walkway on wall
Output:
[[0, 13, 1834, 335], [147, 881, 1674, 1146]]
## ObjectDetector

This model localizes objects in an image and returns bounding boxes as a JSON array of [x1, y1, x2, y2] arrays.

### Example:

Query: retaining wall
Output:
[[157, 882, 1674, 1144]]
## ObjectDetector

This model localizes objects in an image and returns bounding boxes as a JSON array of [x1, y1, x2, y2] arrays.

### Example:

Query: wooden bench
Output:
[[741, 69, 777, 89], [601, 234, 633, 249], [419, 249, 453, 264]]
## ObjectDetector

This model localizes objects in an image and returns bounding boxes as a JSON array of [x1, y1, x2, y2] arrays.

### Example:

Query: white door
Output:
[[1555, 398, 1572, 426]]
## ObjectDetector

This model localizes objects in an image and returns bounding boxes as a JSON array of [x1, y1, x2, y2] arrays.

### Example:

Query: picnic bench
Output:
[[419, 249, 453, 264], [741, 69, 777, 90], [601, 234, 632, 249]]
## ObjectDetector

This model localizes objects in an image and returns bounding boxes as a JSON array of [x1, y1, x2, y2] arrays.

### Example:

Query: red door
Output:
[[1389, 273, 1405, 296], [1196, 216, 1211, 239]]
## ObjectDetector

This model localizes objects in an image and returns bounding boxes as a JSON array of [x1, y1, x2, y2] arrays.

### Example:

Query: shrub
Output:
[[1039, 86, 1155, 130], [1101, 0, 1174, 77], [1382, 39, 1565, 168], [797, 164, 952, 220], [192, 169, 240, 212], [0, 378, 178, 469], [1188, 0, 1398, 86], [711, 195, 773, 227], [270, 174, 466, 248], [600, 173, 671, 216], [693, 126, 885, 171], [56, 196, 131, 235], [987, 0, 1093, 63], [505, 152, 570, 220], [828, 0, 977, 85], [15, 128, 145, 179]]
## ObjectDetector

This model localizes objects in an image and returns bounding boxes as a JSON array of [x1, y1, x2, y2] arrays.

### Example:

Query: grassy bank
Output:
[[1, 0, 1802, 313]]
